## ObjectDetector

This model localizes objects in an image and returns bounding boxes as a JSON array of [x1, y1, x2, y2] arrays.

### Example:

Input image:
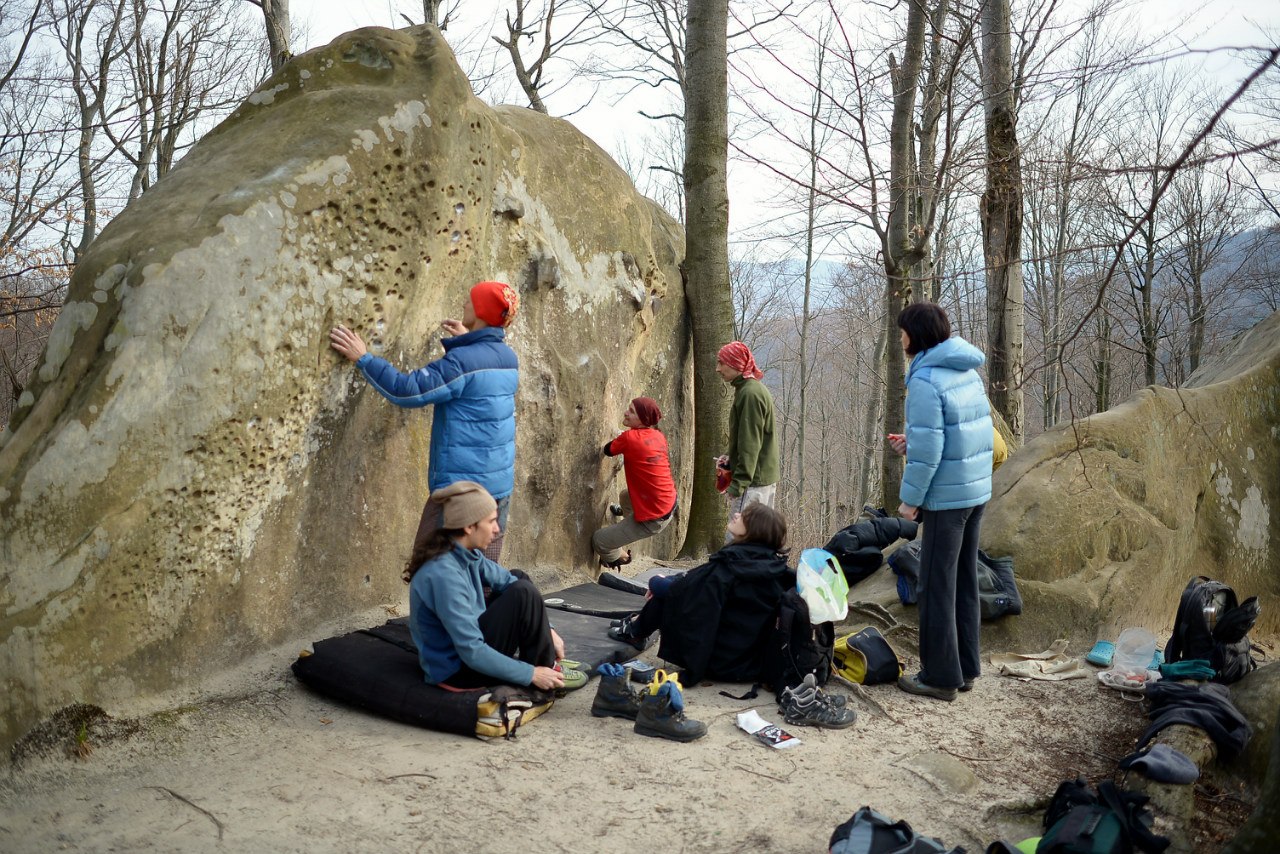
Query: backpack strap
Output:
[[720, 684, 762, 701], [1097, 781, 1170, 853]]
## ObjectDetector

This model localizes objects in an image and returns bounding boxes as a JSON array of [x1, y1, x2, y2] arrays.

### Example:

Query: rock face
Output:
[[981, 311, 1279, 653], [0, 26, 688, 753]]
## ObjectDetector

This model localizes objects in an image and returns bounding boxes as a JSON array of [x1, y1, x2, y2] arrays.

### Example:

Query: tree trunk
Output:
[[798, 44, 826, 513], [678, 0, 734, 556], [879, 0, 929, 511], [262, 0, 290, 73], [1095, 309, 1111, 413], [862, 325, 886, 510], [979, 0, 1025, 439], [423, 1, 440, 26]]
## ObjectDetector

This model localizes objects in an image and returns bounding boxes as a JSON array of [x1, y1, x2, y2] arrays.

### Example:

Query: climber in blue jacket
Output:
[[888, 301, 994, 703], [330, 281, 519, 560]]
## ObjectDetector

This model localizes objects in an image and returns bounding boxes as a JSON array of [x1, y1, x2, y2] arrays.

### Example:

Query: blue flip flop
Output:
[[1086, 640, 1115, 667]]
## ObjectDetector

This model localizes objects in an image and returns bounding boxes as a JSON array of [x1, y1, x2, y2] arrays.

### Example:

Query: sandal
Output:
[[1086, 640, 1115, 667]]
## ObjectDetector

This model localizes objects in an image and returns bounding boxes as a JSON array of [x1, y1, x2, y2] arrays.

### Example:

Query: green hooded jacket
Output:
[[727, 376, 779, 495]]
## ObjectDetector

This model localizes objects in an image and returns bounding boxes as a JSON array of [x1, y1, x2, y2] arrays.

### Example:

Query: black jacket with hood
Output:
[[656, 541, 794, 685]]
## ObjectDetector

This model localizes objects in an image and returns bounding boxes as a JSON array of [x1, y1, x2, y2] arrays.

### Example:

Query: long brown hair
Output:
[[403, 526, 466, 583], [735, 503, 789, 555]]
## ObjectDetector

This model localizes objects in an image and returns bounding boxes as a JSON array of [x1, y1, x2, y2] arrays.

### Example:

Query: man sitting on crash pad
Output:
[[406, 481, 582, 692]]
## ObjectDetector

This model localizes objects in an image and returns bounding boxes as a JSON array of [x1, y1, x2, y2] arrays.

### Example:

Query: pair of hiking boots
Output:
[[778, 673, 857, 729], [591, 664, 706, 742]]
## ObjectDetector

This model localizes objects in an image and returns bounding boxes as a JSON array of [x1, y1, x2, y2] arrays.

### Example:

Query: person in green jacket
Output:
[[715, 341, 779, 542]]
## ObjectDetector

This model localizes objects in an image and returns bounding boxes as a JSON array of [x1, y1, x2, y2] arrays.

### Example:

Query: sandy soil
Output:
[[0, 568, 1254, 854]]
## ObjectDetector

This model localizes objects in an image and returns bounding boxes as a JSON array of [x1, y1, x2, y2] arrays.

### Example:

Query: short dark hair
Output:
[[738, 503, 789, 554], [897, 302, 952, 355]]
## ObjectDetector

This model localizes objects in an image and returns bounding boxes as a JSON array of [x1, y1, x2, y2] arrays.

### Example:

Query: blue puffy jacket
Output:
[[899, 337, 993, 511], [356, 327, 518, 499]]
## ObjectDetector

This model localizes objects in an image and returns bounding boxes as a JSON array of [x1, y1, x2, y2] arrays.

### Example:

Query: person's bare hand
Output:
[[440, 319, 467, 337], [531, 666, 565, 691], [897, 502, 919, 521], [550, 629, 566, 661], [329, 325, 368, 361], [887, 434, 906, 456]]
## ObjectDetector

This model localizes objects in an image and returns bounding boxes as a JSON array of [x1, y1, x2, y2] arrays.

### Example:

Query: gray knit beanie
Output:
[[429, 481, 498, 529]]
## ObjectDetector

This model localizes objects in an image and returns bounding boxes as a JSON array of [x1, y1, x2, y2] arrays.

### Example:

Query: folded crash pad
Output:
[[543, 582, 646, 618]]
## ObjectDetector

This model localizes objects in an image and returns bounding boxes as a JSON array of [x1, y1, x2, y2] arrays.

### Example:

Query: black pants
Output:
[[917, 504, 986, 690], [444, 578, 557, 689], [630, 596, 665, 638]]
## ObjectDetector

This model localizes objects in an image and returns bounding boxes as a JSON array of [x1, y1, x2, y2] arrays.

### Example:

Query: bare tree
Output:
[[492, 0, 602, 114], [243, 0, 289, 73], [679, 0, 734, 555], [114, 1, 262, 201], [978, 0, 1026, 438], [52, 0, 140, 260]]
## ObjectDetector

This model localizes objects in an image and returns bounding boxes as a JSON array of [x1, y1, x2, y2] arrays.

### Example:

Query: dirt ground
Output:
[[0, 566, 1259, 854]]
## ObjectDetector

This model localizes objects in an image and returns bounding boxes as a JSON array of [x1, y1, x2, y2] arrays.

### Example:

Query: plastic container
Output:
[[1112, 627, 1158, 678]]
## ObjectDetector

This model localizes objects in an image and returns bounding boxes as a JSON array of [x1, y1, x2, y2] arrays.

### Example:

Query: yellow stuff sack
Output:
[[833, 627, 903, 685]]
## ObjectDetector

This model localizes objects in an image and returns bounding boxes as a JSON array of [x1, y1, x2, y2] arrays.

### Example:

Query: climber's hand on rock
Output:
[[329, 325, 368, 361]]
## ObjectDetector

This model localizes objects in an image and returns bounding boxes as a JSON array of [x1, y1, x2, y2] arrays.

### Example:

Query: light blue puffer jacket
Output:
[[356, 327, 518, 499], [899, 337, 994, 511]]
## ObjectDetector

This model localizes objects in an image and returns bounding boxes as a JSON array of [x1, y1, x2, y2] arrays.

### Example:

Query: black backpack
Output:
[[1038, 777, 1169, 853], [761, 588, 834, 699], [1163, 576, 1259, 685], [887, 542, 1022, 620]]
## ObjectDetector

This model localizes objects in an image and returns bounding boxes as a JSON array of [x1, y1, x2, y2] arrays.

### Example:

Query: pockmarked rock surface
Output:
[[0, 25, 688, 753], [982, 311, 1279, 654]]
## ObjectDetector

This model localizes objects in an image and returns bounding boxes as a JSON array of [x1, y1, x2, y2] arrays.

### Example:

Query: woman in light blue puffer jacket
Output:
[[889, 302, 994, 702]]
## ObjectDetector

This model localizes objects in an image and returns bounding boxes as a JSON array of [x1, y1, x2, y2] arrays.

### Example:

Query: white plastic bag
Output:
[[796, 548, 849, 624], [1112, 627, 1157, 678]]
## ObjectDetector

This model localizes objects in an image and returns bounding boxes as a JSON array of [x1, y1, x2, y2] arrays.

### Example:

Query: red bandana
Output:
[[717, 341, 763, 380]]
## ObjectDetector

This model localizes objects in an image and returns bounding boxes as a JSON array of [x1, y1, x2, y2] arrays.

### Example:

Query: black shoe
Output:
[[634, 682, 707, 742], [960, 678, 975, 692], [599, 549, 632, 570], [897, 673, 957, 702], [608, 616, 654, 652]]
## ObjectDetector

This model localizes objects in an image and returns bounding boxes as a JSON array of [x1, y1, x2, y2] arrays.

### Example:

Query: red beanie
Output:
[[470, 281, 519, 328], [631, 397, 661, 427]]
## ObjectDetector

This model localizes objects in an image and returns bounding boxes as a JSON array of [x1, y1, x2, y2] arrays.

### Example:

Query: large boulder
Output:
[[981, 311, 1279, 653], [0, 26, 688, 754]]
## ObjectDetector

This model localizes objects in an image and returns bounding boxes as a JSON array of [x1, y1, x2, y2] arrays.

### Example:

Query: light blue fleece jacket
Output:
[[899, 336, 994, 511], [408, 543, 534, 687]]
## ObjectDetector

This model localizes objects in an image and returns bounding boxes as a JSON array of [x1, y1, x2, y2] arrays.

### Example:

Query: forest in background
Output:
[[2, 0, 1277, 549]]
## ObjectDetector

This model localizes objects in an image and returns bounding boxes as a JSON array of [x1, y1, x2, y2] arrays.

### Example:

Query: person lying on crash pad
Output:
[[406, 480, 568, 692], [608, 502, 793, 685]]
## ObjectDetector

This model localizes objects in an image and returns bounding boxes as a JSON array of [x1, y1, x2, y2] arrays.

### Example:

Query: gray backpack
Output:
[[828, 807, 960, 854]]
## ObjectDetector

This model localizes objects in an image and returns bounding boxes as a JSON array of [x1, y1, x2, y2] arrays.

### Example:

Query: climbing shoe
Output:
[[555, 662, 589, 696], [634, 672, 706, 742], [778, 673, 857, 729], [607, 614, 655, 651], [591, 663, 642, 720]]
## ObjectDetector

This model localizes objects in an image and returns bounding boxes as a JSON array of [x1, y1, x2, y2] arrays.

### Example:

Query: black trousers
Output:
[[630, 596, 665, 638], [444, 578, 557, 689], [916, 503, 986, 690]]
